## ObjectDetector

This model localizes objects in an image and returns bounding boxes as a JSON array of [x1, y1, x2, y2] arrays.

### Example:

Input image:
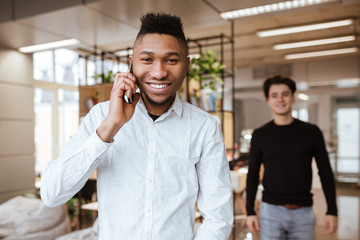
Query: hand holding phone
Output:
[[97, 63, 139, 142]]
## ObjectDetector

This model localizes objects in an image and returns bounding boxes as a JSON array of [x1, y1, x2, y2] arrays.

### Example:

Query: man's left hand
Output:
[[324, 215, 338, 235]]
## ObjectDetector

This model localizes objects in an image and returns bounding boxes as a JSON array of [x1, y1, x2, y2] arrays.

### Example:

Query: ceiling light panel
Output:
[[274, 36, 356, 50], [19, 39, 80, 53], [285, 47, 358, 60], [257, 19, 354, 37], [115, 49, 133, 56], [220, 0, 340, 20]]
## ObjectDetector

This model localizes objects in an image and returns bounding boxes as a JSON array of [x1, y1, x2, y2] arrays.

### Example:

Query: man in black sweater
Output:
[[246, 75, 338, 239]]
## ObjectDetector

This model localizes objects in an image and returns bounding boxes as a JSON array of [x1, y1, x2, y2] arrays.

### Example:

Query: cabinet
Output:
[[79, 83, 113, 118]]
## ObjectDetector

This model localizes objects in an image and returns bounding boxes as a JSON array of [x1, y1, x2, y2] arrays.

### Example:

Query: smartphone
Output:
[[124, 63, 134, 104]]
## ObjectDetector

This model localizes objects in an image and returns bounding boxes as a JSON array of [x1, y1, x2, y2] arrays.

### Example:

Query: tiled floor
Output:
[[229, 182, 360, 240]]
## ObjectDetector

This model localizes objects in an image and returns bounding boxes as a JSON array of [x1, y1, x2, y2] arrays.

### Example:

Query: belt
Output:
[[282, 204, 303, 210]]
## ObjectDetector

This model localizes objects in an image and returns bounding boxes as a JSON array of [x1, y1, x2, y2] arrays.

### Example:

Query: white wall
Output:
[[0, 48, 35, 203], [242, 99, 272, 130]]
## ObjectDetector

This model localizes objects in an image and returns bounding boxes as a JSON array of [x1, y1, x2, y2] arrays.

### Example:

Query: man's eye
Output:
[[167, 59, 178, 64], [142, 58, 152, 63]]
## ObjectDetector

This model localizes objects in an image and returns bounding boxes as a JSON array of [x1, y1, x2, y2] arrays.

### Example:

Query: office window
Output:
[[118, 62, 129, 73], [292, 108, 309, 122], [34, 88, 54, 173], [55, 49, 79, 85], [85, 57, 128, 85], [33, 51, 54, 82], [78, 57, 86, 86], [86, 58, 97, 85], [58, 89, 79, 151], [33, 49, 79, 175]]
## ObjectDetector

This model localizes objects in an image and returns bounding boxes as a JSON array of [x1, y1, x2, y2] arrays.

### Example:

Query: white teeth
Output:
[[150, 84, 167, 89]]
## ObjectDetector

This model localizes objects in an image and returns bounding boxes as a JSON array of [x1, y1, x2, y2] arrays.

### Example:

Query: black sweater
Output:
[[246, 119, 337, 216]]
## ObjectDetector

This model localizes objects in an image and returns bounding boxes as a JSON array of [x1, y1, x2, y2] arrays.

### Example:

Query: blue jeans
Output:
[[259, 202, 315, 240]]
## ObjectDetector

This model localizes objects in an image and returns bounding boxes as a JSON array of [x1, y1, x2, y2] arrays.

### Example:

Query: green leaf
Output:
[[209, 73, 224, 85]]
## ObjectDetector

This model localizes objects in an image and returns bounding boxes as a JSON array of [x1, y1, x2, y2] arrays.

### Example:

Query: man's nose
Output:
[[277, 96, 284, 102], [150, 62, 168, 80]]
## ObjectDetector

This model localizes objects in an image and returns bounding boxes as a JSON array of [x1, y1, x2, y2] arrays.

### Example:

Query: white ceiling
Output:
[[0, 0, 360, 69]]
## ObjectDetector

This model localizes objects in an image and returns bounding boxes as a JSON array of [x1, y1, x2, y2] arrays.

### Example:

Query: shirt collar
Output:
[[137, 94, 183, 119], [171, 94, 184, 118]]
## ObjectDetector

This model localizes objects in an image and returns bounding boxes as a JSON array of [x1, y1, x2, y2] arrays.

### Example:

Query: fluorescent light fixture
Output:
[[297, 93, 310, 101], [274, 36, 355, 50], [115, 49, 133, 56], [257, 19, 353, 37], [220, 0, 339, 20], [285, 47, 358, 60], [336, 78, 360, 88], [19, 39, 80, 53], [308, 78, 360, 87]]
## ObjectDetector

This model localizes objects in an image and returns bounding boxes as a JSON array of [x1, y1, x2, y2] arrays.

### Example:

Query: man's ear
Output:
[[185, 57, 190, 73], [129, 55, 133, 64]]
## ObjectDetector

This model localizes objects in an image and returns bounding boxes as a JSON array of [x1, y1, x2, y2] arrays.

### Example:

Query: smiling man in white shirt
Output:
[[41, 13, 233, 240]]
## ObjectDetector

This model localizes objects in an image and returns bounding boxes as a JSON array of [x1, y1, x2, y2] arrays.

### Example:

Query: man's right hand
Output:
[[246, 215, 260, 233], [97, 72, 141, 143]]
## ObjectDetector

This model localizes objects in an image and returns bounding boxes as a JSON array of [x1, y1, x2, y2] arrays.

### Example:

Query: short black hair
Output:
[[263, 75, 296, 98], [135, 12, 187, 53]]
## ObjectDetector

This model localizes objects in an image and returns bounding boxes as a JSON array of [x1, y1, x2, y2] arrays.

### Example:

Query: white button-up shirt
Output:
[[41, 95, 233, 240]]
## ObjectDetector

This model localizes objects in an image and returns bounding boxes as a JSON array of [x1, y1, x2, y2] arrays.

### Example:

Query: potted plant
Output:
[[188, 49, 225, 91], [187, 49, 225, 112]]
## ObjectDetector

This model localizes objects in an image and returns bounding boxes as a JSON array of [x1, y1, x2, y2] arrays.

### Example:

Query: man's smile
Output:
[[149, 83, 170, 89]]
